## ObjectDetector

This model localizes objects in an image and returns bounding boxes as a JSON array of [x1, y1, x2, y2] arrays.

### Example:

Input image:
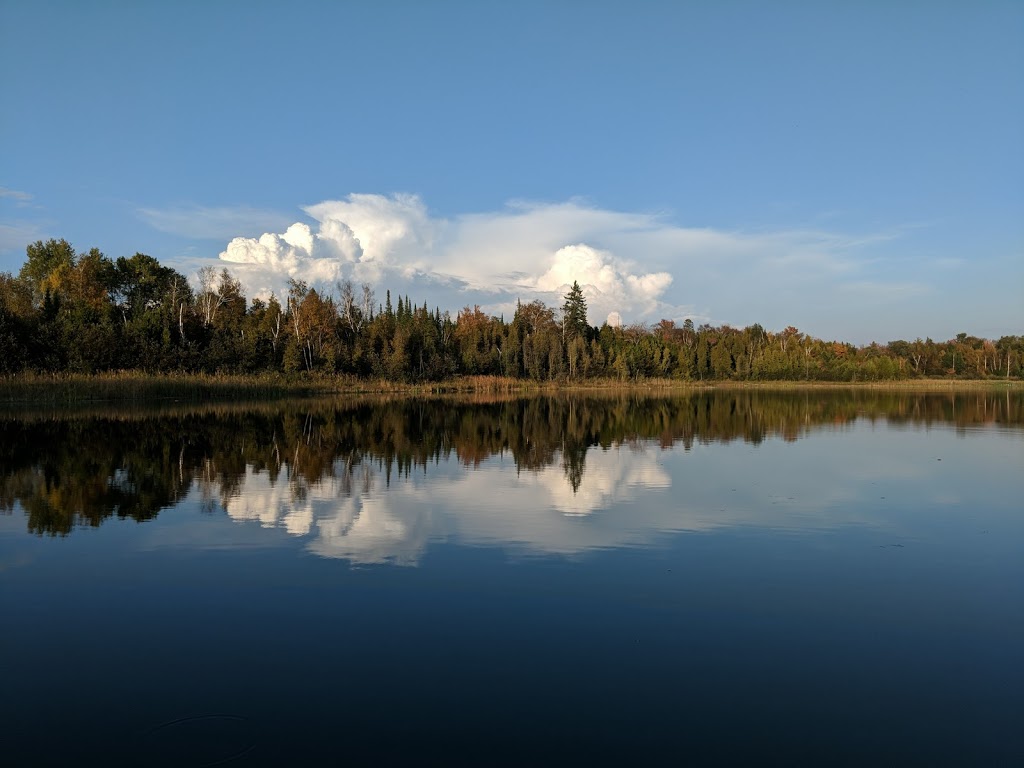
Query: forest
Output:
[[1, 238, 1021, 382]]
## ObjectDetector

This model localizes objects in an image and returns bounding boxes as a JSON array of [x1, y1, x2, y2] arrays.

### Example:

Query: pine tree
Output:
[[562, 280, 588, 344]]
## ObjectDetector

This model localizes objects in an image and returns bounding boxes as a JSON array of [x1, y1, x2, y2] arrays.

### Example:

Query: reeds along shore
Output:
[[0, 371, 1020, 407]]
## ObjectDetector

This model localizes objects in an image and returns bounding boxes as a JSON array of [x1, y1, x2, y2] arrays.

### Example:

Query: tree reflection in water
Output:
[[1, 389, 1020, 537]]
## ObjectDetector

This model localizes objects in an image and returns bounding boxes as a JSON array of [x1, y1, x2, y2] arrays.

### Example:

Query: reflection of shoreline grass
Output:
[[0, 371, 1021, 406], [708, 379, 1023, 391]]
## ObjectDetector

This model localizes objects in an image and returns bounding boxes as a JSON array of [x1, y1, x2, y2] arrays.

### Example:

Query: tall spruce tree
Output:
[[562, 280, 588, 343]]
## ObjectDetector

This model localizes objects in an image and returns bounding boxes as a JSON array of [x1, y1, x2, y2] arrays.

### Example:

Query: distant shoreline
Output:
[[1, 372, 1020, 406]]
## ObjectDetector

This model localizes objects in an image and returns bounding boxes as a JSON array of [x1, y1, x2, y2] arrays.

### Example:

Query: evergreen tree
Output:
[[562, 280, 588, 344]]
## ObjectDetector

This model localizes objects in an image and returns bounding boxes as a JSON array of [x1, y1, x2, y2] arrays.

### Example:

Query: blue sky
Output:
[[1, 0, 1021, 343]]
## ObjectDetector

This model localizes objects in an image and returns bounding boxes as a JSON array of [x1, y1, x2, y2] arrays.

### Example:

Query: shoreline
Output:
[[1, 372, 1020, 406]]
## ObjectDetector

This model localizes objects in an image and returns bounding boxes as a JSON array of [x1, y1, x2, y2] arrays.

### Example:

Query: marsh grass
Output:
[[1, 371, 1019, 407], [0, 371, 331, 406]]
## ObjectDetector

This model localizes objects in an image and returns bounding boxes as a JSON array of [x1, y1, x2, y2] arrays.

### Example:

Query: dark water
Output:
[[1, 390, 1022, 766]]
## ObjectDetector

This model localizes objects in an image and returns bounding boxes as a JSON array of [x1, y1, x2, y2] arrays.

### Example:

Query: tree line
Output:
[[2, 238, 1021, 381]]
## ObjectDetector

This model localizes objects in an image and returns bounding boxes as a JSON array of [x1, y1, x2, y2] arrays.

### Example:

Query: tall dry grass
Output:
[[1, 371, 1018, 407], [0, 371, 332, 405]]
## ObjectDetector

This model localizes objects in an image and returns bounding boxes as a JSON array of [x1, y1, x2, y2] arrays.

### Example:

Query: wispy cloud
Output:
[[0, 186, 33, 203], [137, 204, 295, 241], [0, 186, 48, 257], [840, 280, 931, 298], [0, 222, 44, 254]]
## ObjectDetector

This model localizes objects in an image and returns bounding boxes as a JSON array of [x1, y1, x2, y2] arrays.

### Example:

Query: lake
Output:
[[1, 390, 1022, 766]]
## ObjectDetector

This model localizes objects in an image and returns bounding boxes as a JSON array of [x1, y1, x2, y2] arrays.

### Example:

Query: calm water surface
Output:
[[1, 391, 1022, 766]]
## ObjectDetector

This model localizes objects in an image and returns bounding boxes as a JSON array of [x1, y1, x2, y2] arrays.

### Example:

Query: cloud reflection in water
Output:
[[221, 445, 673, 564]]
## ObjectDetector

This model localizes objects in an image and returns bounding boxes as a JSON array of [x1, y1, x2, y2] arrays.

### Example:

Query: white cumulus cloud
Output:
[[212, 194, 681, 322], [306, 193, 435, 266], [532, 244, 672, 323], [185, 192, 942, 339]]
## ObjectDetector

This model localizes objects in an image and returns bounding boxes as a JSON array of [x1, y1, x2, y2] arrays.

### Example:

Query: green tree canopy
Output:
[[20, 239, 76, 304]]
